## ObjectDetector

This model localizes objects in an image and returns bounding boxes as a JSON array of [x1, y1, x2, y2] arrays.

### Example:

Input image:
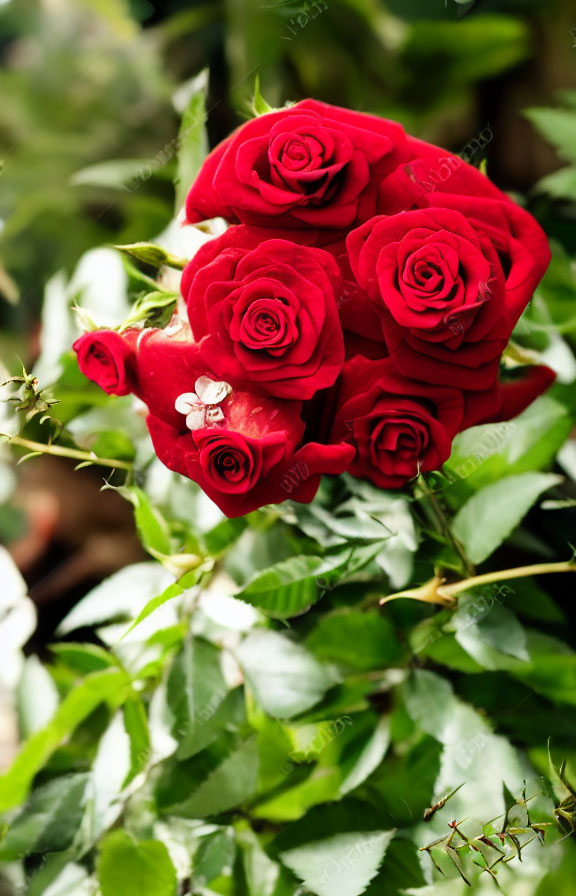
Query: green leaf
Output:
[[536, 165, 576, 200], [445, 395, 572, 494], [403, 670, 525, 831], [202, 515, 249, 556], [193, 829, 236, 887], [71, 158, 157, 189], [27, 859, 95, 896], [90, 429, 135, 462], [450, 594, 529, 670], [235, 554, 324, 619], [452, 473, 562, 564], [525, 106, 576, 163], [306, 611, 405, 671], [17, 656, 59, 738], [117, 486, 173, 557], [87, 712, 132, 842], [113, 242, 186, 270], [121, 566, 205, 639], [168, 737, 259, 817], [253, 767, 342, 824], [167, 637, 229, 759], [118, 290, 178, 332], [174, 70, 208, 211], [123, 695, 150, 786], [251, 75, 276, 116], [236, 630, 336, 719], [50, 643, 118, 674], [0, 773, 89, 860], [236, 823, 286, 896], [340, 718, 390, 796], [97, 830, 177, 896], [236, 544, 384, 620], [512, 631, 576, 705], [0, 668, 129, 811], [403, 16, 529, 85], [58, 563, 175, 634], [280, 830, 395, 896]]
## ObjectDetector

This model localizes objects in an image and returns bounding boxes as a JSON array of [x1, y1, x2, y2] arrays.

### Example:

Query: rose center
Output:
[[405, 256, 445, 294], [270, 131, 326, 176], [212, 446, 246, 483], [282, 138, 312, 170], [239, 297, 296, 354]]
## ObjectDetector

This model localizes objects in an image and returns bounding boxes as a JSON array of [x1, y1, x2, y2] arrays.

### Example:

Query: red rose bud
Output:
[[330, 356, 463, 488], [182, 226, 345, 400], [73, 329, 138, 396]]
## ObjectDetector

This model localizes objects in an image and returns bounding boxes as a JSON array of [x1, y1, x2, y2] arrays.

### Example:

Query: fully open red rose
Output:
[[330, 357, 463, 488], [185, 99, 409, 230], [182, 227, 345, 399], [348, 208, 524, 390], [424, 191, 550, 324], [73, 330, 138, 395], [147, 413, 353, 517]]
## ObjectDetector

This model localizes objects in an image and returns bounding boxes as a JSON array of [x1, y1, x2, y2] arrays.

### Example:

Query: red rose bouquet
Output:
[[74, 100, 553, 517]]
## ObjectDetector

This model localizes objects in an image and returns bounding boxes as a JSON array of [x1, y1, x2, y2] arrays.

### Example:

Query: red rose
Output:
[[424, 191, 550, 325], [185, 99, 409, 230], [194, 430, 283, 495], [73, 330, 138, 395], [348, 208, 518, 390], [182, 227, 345, 400], [330, 357, 463, 488], [380, 135, 506, 210], [147, 414, 353, 517]]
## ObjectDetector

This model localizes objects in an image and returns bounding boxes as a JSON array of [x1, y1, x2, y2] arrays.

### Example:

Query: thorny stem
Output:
[[441, 560, 576, 597], [2, 434, 133, 471], [381, 559, 576, 607]]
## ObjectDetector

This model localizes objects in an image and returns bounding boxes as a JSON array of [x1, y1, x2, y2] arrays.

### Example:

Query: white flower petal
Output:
[[175, 392, 202, 415], [185, 408, 207, 430], [195, 376, 232, 406]]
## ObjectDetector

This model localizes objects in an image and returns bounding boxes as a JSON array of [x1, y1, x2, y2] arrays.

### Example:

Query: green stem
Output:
[[442, 560, 576, 598], [417, 475, 475, 577], [3, 435, 133, 471], [380, 559, 576, 607]]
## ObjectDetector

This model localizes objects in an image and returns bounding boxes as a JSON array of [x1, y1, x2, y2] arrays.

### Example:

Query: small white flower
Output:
[[175, 376, 232, 431]]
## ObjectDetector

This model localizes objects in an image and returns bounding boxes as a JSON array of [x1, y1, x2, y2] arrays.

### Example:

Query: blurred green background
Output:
[[2, 0, 576, 357]]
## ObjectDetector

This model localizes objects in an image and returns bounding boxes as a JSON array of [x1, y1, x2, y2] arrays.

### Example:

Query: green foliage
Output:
[[97, 830, 177, 896], [1, 3, 576, 894], [452, 472, 562, 563]]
